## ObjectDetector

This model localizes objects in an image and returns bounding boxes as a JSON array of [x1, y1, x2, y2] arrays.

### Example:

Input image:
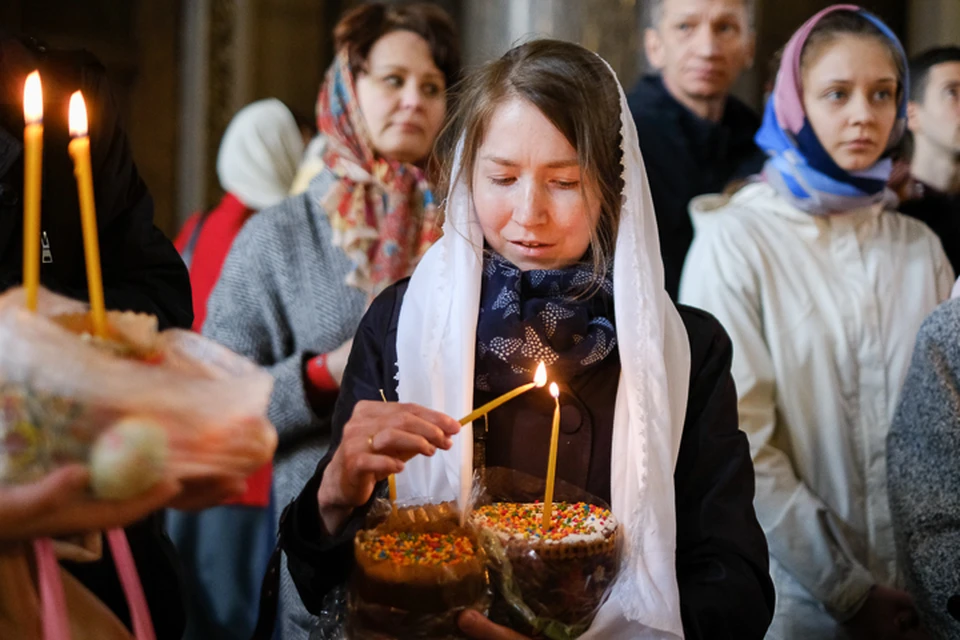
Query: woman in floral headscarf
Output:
[[202, 4, 458, 638], [681, 5, 953, 638]]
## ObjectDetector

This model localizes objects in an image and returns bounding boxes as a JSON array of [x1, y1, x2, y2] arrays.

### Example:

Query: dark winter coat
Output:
[[627, 74, 765, 299]]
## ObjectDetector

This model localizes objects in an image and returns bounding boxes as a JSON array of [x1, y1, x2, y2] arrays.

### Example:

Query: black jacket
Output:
[[280, 280, 775, 639], [0, 38, 189, 639], [0, 37, 192, 329], [899, 180, 960, 277], [627, 75, 765, 300]]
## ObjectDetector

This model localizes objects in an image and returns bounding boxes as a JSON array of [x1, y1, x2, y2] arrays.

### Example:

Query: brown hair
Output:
[[436, 39, 622, 283], [334, 2, 460, 91], [800, 10, 905, 101]]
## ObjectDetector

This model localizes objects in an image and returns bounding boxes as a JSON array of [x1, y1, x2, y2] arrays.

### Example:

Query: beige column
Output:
[[463, 0, 642, 82]]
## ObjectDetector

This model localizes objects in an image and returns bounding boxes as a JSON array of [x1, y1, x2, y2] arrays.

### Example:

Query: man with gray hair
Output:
[[628, 0, 763, 298]]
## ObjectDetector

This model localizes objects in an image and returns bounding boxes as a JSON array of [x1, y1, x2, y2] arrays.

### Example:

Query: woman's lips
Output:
[[509, 240, 555, 256], [844, 139, 876, 150], [394, 122, 424, 134]]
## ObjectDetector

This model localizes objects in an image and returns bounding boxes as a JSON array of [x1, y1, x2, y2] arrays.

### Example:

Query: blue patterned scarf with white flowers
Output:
[[475, 253, 617, 392]]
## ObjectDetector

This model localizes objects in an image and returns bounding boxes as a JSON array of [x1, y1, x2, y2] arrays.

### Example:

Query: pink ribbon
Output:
[[33, 529, 156, 640]]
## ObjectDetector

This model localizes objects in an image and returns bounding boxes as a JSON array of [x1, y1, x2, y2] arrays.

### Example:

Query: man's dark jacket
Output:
[[628, 74, 766, 299], [0, 37, 190, 639]]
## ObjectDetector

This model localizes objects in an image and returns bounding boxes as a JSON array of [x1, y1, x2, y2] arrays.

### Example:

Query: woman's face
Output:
[[472, 98, 601, 271], [801, 36, 899, 172], [354, 30, 447, 163]]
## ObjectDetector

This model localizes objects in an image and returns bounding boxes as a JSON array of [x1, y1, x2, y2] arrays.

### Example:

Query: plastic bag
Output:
[[0, 287, 276, 493], [471, 468, 622, 640], [346, 499, 492, 639]]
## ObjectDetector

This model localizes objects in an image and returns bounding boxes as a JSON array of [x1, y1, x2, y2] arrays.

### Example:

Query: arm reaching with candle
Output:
[[280, 280, 458, 614], [317, 400, 459, 534]]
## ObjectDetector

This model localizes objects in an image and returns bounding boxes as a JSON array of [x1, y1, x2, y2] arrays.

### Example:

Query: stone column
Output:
[[462, 0, 642, 82], [907, 0, 960, 55]]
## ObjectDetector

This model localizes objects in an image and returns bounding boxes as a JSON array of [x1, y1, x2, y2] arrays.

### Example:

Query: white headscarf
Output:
[[216, 98, 304, 210], [394, 54, 691, 639]]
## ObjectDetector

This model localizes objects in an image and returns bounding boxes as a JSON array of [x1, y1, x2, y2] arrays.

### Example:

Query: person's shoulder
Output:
[[675, 302, 732, 363], [241, 191, 315, 242], [626, 74, 675, 122], [915, 297, 960, 353], [218, 193, 313, 270], [688, 182, 777, 241], [887, 205, 941, 234], [361, 279, 410, 336], [884, 206, 950, 251]]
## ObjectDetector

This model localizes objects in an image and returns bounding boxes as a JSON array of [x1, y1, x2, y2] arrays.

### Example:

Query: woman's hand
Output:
[[845, 585, 926, 640], [316, 400, 460, 534], [0, 465, 181, 542], [459, 610, 532, 639], [165, 474, 249, 511]]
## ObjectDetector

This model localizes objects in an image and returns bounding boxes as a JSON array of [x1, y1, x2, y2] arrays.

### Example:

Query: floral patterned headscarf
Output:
[[315, 51, 442, 295]]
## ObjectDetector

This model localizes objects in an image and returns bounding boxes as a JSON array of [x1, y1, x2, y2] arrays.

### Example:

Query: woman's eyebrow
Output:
[[480, 155, 579, 168]]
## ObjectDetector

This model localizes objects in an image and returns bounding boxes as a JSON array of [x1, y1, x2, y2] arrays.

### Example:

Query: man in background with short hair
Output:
[[900, 46, 960, 274], [628, 0, 763, 298]]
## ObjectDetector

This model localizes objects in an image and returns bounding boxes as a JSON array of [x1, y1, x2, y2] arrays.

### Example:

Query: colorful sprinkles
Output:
[[473, 502, 614, 543], [358, 532, 476, 567]]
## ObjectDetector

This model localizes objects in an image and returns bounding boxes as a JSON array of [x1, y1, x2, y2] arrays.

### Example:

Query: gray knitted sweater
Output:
[[203, 169, 367, 639], [888, 296, 960, 640]]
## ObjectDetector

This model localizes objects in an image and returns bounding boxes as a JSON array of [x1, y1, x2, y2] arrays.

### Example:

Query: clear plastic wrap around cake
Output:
[[471, 468, 623, 640], [0, 286, 277, 497], [346, 499, 492, 639]]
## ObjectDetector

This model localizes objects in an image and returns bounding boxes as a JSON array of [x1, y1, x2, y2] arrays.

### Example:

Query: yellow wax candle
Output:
[[458, 362, 547, 425], [22, 71, 43, 311], [67, 91, 107, 338], [379, 389, 398, 508], [542, 383, 561, 531]]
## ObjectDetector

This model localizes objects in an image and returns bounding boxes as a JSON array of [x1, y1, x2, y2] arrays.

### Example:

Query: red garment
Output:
[[175, 193, 271, 507], [175, 193, 253, 332]]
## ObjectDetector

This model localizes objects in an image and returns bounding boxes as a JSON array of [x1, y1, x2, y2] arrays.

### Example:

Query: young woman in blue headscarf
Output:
[[680, 5, 953, 639]]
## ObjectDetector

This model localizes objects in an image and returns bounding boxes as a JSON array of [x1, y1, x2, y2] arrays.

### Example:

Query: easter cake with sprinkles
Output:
[[471, 502, 621, 632], [349, 501, 490, 636], [471, 502, 618, 557]]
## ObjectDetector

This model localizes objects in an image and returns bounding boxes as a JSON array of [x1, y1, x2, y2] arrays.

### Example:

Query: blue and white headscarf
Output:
[[755, 4, 908, 215]]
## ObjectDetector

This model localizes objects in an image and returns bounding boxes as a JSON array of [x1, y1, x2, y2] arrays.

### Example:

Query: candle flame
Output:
[[533, 362, 547, 387], [68, 91, 88, 137], [24, 71, 42, 124], [549, 382, 559, 398]]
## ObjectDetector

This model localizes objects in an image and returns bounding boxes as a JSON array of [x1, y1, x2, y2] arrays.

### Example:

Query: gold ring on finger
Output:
[[367, 434, 375, 451]]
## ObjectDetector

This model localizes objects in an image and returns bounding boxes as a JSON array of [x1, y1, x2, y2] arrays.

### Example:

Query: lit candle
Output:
[[22, 71, 43, 311], [67, 91, 107, 338], [458, 362, 548, 425], [542, 382, 561, 530]]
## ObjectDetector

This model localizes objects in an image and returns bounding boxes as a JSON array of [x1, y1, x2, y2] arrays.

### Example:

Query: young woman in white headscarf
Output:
[[277, 39, 774, 639]]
